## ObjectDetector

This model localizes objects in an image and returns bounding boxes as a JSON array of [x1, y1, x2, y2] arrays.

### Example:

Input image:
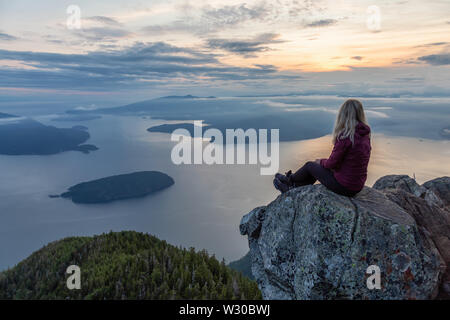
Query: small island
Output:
[[147, 123, 206, 136], [60, 171, 174, 204]]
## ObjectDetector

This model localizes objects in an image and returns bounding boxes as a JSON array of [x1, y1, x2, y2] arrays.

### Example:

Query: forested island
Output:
[[0, 117, 98, 155], [60, 171, 174, 204], [0, 231, 261, 299]]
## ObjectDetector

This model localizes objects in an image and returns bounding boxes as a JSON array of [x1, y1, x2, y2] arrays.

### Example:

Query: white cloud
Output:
[[365, 110, 389, 118]]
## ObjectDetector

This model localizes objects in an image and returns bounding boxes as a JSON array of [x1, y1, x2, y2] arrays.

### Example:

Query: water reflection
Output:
[[280, 134, 450, 186], [0, 115, 448, 271]]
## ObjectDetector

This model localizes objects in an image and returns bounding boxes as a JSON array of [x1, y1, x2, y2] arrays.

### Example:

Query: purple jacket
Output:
[[320, 122, 371, 192]]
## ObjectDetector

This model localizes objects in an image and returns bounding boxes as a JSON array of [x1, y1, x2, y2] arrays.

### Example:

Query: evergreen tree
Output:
[[0, 231, 261, 300]]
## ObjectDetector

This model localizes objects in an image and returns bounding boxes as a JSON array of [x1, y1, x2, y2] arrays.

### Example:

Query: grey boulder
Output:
[[240, 177, 448, 300]]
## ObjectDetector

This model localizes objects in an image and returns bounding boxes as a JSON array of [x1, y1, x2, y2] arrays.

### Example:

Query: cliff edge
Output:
[[240, 175, 450, 299]]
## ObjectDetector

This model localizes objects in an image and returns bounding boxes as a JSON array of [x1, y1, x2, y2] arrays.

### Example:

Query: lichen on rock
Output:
[[240, 176, 449, 300]]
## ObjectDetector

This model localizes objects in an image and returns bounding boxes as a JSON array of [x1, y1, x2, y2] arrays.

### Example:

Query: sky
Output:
[[0, 0, 449, 103]]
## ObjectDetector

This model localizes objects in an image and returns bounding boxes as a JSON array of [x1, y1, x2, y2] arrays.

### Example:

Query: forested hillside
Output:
[[228, 252, 253, 280], [0, 231, 261, 300]]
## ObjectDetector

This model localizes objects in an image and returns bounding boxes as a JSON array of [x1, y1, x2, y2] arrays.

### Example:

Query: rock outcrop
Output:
[[373, 175, 450, 298], [240, 175, 449, 300], [423, 177, 450, 211]]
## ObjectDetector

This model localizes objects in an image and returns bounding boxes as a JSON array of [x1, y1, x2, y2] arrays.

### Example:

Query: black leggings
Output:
[[290, 161, 358, 197]]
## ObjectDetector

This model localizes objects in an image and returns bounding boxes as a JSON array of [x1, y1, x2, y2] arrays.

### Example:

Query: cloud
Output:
[[255, 100, 306, 108], [0, 41, 301, 91], [206, 33, 285, 58], [365, 110, 389, 118], [0, 32, 18, 41], [142, 2, 271, 35], [351, 56, 363, 61], [71, 27, 133, 42], [140, 20, 213, 36], [141, 1, 326, 35], [392, 57, 423, 65], [55, 16, 131, 43], [73, 104, 98, 111], [306, 19, 337, 28], [286, 0, 323, 17], [85, 16, 122, 27], [418, 53, 450, 65], [367, 107, 392, 110], [254, 100, 339, 113], [416, 42, 449, 48], [201, 2, 270, 28], [391, 77, 424, 82]]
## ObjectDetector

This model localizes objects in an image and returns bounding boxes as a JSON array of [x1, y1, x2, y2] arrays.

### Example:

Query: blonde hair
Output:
[[332, 99, 369, 145]]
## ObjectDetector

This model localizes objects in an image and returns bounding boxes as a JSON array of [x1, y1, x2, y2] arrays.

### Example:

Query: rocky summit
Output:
[[240, 175, 450, 300]]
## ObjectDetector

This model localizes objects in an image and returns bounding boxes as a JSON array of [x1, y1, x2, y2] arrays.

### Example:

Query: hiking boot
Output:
[[273, 177, 290, 193], [275, 170, 293, 186]]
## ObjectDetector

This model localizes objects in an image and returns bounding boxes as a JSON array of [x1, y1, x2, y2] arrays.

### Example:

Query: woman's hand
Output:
[[314, 159, 321, 164]]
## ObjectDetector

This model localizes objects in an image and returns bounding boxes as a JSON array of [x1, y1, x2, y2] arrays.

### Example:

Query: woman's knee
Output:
[[304, 161, 318, 169]]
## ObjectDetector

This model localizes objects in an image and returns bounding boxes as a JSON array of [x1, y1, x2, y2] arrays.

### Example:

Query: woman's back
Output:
[[274, 99, 372, 197], [332, 122, 371, 192]]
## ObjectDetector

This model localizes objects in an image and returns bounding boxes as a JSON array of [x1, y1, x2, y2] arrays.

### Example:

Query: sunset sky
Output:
[[0, 0, 449, 101]]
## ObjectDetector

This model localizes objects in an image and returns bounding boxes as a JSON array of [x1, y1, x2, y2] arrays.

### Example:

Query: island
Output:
[[60, 171, 175, 204], [0, 117, 98, 155], [67, 95, 337, 142], [147, 123, 207, 136]]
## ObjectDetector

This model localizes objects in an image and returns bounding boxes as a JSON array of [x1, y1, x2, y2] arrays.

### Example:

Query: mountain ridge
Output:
[[0, 231, 261, 300]]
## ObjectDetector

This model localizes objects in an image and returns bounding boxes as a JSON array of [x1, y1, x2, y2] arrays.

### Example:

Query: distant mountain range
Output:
[[158, 94, 216, 99], [69, 95, 335, 142]]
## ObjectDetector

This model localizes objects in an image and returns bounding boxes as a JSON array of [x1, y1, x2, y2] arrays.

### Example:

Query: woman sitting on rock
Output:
[[274, 99, 371, 197]]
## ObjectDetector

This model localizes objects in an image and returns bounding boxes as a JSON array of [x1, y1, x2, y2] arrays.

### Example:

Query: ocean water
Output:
[[0, 97, 449, 270]]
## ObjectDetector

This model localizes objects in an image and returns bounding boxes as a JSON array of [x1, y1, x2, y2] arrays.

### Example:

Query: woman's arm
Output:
[[320, 138, 351, 170]]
